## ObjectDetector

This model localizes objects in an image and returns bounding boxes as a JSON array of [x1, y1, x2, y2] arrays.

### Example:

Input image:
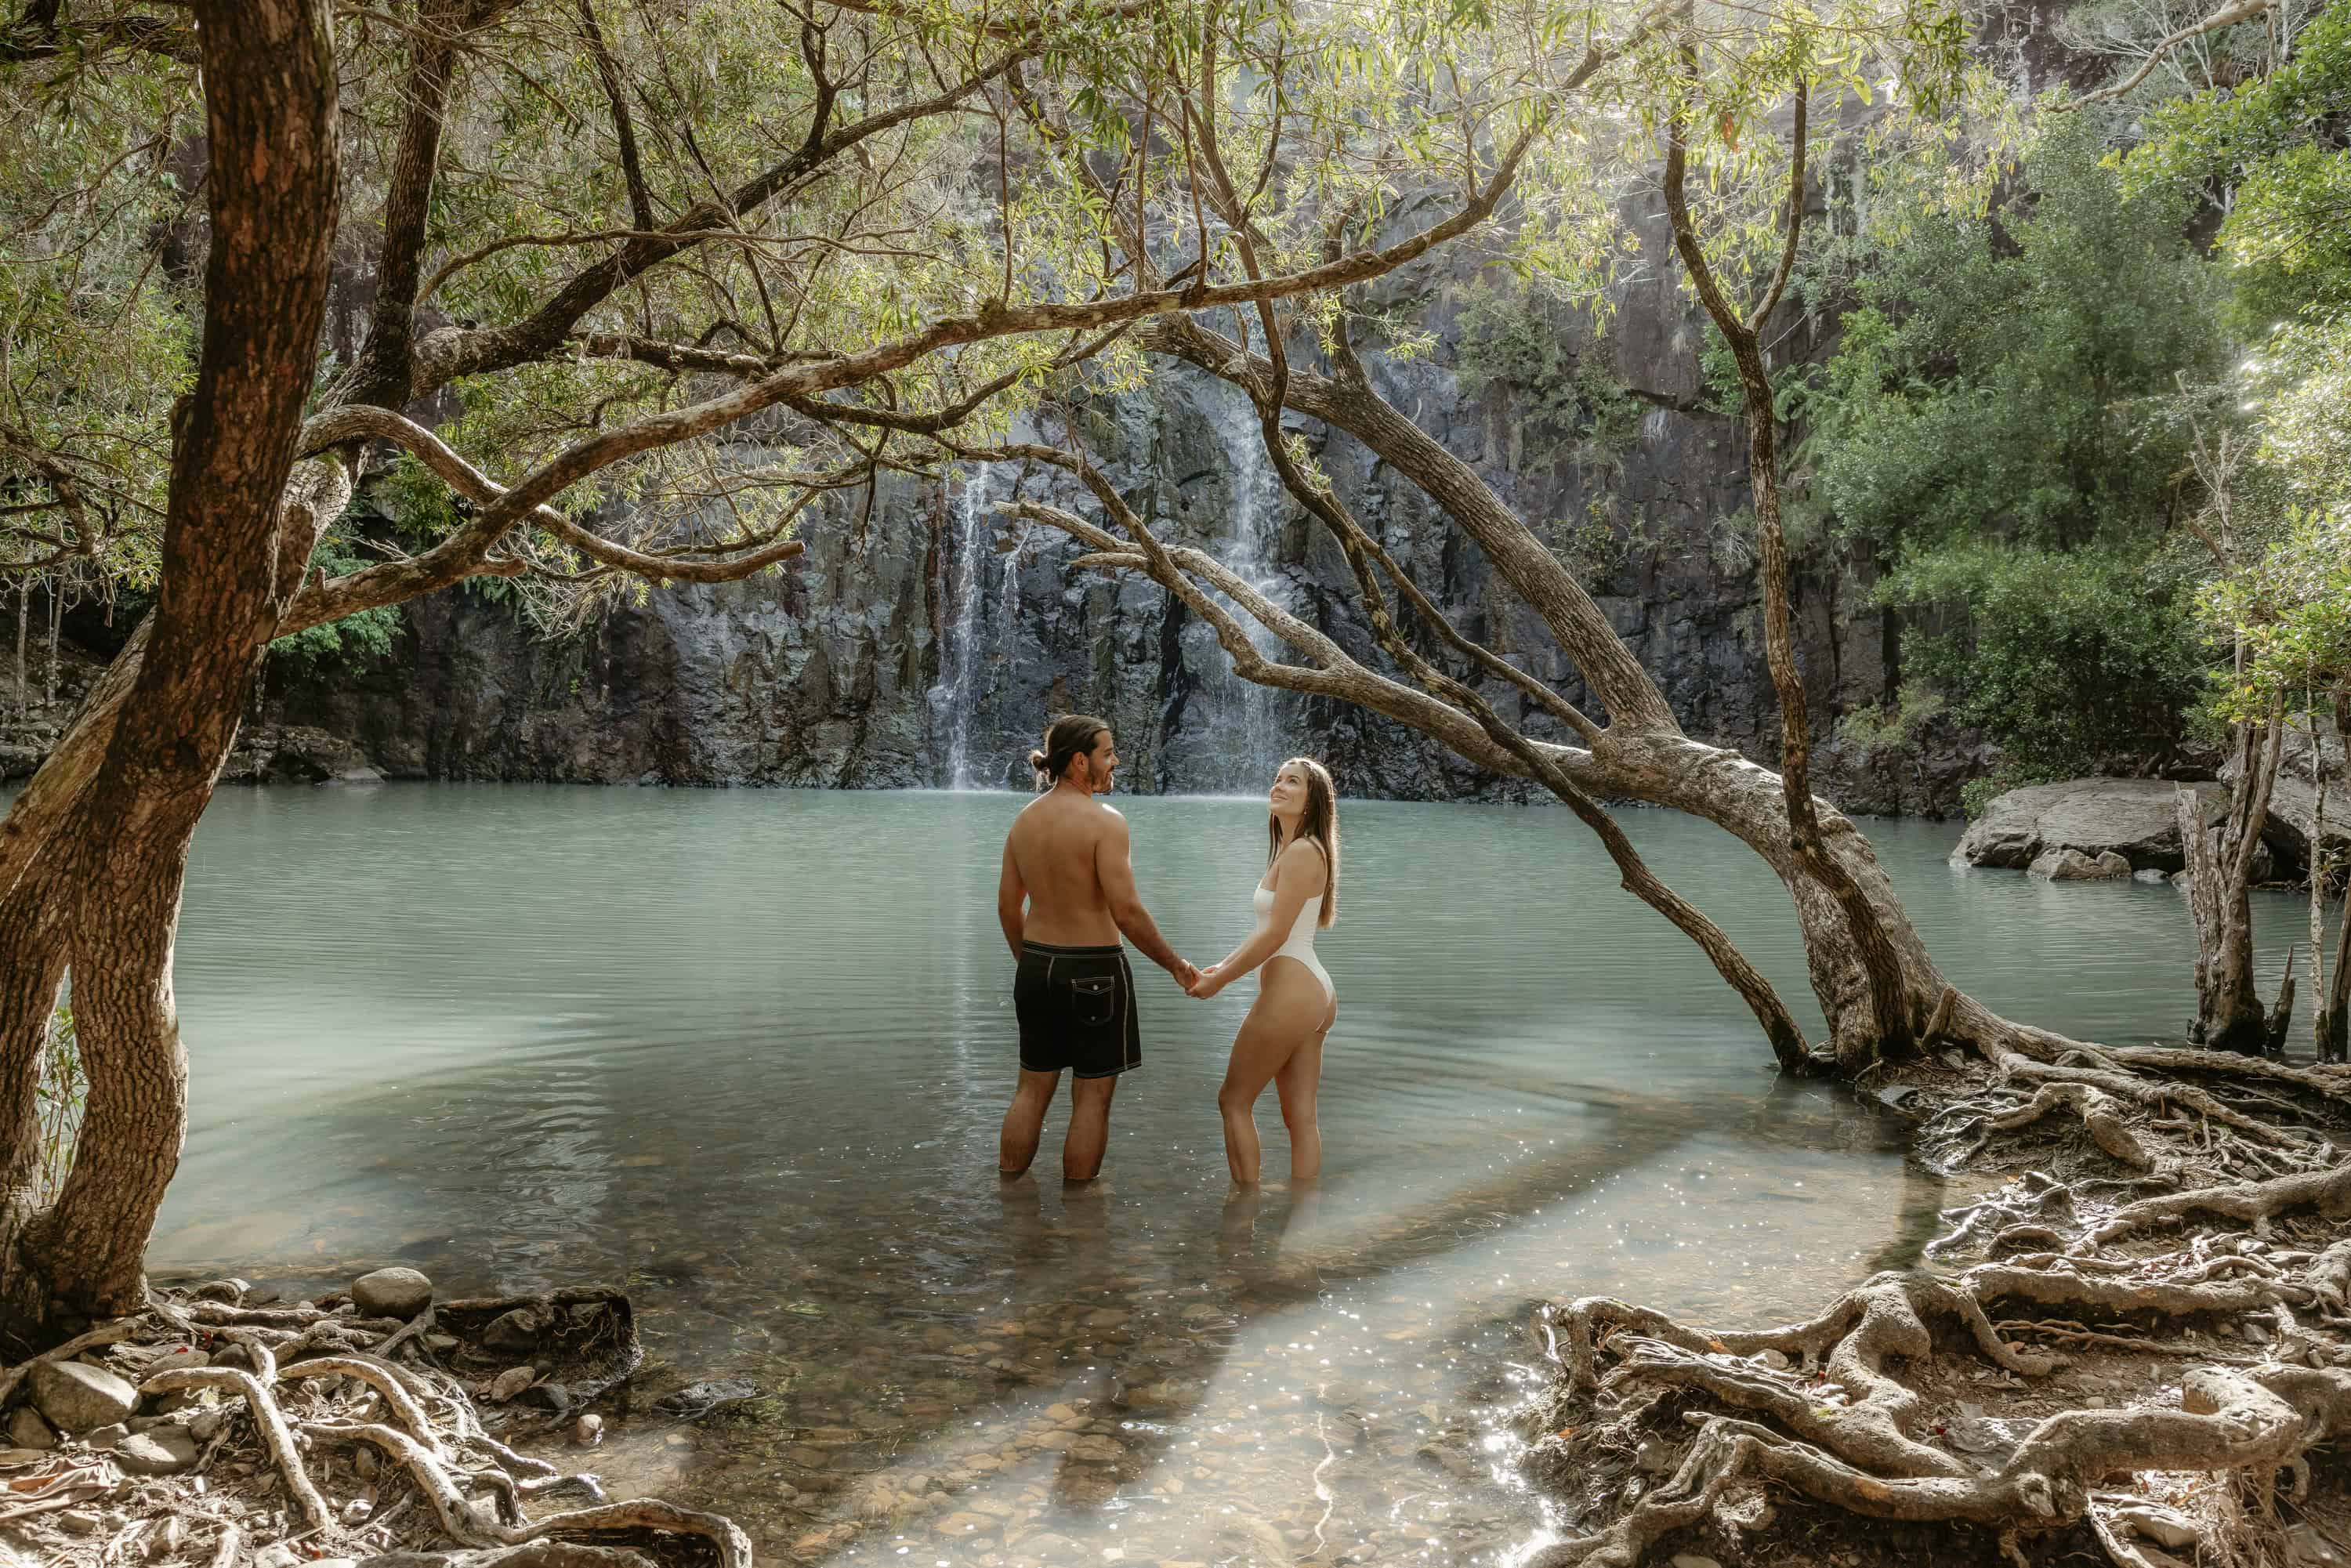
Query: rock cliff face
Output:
[[7, 201, 1984, 812]]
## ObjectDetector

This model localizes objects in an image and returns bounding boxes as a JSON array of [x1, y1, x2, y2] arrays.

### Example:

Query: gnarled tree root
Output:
[[1531, 1365, 2351, 1568], [1528, 1020, 2351, 1568], [2076, 1162, 2351, 1251], [5, 1281, 747, 1568]]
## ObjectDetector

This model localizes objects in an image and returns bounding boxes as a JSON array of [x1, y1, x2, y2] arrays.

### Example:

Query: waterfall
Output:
[[931, 464, 991, 788], [1206, 393, 1290, 792]]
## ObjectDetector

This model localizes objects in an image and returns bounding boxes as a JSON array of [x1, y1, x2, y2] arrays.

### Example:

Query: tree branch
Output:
[[288, 406, 808, 615], [574, 0, 654, 232], [2052, 0, 2272, 108]]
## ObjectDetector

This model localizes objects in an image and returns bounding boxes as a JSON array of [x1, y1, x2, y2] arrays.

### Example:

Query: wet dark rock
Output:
[[1415, 1440, 1477, 1481], [483, 1305, 551, 1353], [515, 1381, 574, 1414], [220, 724, 382, 786], [652, 1378, 760, 1420]]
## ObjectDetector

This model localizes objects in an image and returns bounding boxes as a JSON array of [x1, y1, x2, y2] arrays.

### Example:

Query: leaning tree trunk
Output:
[[2183, 715, 2287, 1053], [0, 0, 340, 1344], [1132, 313, 1951, 1062]]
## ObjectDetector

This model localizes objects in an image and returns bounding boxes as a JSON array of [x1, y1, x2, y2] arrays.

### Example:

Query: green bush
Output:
[[1807, 117, 2226, 557], [1875, 542, 2206, 777]]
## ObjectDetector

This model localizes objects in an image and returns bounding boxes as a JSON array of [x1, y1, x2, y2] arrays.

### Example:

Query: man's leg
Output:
[[1000, 1068, 1060, 1175], [1061, 1074, 1118, 1181]]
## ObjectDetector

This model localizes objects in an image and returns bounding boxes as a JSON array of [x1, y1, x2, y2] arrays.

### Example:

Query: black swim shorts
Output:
[[1013, 941, 1142, 1078]]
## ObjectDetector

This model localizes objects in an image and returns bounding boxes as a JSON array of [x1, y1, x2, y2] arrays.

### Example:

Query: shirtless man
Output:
[[997, 714, 1195, 1181]]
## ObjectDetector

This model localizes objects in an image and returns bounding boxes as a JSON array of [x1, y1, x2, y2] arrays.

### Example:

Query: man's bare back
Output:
[[1004, 790, 1125, 949]]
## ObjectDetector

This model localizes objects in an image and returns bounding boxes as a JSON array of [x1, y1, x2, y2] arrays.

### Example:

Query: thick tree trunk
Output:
[[2184, 718, 2285, 1053], [0, 0, 340, 1342]]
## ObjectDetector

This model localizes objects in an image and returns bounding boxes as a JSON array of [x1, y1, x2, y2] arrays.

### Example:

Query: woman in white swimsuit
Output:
[[1188, 757, 1339, 1185]]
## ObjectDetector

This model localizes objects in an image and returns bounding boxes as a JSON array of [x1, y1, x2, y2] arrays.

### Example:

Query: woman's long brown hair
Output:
[[1266, 757, 1339, 927]]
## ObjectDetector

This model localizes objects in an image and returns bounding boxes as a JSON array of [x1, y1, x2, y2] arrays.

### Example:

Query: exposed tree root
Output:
[[0, 1284, 748, 1568], [1521, 1032, 2351, 1568]]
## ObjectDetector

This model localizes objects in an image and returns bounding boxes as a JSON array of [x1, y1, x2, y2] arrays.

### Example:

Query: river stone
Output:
[[651, 1378, 759, 1419], [351, 1267, 433, 1319], [483, 1305, 551, 1352], [1959, 779, 2226, 872], [516, 1381, 573, 1414], [114, 1427, 199, 1476], [2116, 1503, 2198, 1550], [27, 1359, 138, 1434], [2029, 847, 2127, 881], [487, 1366, 536, 1403], [5, 1404, 56, 1450]]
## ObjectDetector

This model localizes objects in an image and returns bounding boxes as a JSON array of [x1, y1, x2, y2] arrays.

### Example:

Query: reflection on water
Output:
[[136, 785, 2327, 1566]]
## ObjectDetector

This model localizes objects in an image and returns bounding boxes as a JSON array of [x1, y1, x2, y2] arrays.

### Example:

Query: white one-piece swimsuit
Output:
[[1252, 882, 1334, 1006]]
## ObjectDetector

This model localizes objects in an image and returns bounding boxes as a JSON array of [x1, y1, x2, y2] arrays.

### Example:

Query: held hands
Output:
[[1186, 962, 1226, 999]]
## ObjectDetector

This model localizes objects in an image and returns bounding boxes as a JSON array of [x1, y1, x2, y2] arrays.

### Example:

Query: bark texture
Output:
[[2183, 716, 2289, 1053], [0, 0, 341, 1338]]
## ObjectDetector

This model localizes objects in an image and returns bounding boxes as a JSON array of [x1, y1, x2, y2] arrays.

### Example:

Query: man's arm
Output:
[[1095, 812, 1192, 982], [997, 838, 1027, 963]]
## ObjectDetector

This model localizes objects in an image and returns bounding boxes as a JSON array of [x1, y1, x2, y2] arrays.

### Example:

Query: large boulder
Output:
[[1957, 779, 2227, 872], [2221, 724, 2349, 883], [26, 1359, 138, 1435]]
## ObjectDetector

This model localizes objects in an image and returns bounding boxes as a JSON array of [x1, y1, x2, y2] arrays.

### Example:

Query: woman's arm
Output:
[[1197, 842, 1326, 997]]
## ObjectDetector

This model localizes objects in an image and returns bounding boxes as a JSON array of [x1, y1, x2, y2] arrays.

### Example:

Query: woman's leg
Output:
[[1274, 991, 1336, 1182], [1218, 961, 1329, 1185]]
